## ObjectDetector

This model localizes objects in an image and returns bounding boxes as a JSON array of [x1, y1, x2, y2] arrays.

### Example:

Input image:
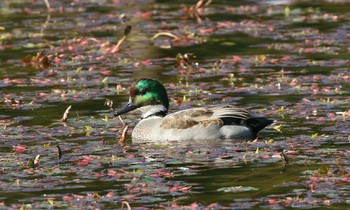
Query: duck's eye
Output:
[[138, 89, 147, 95]]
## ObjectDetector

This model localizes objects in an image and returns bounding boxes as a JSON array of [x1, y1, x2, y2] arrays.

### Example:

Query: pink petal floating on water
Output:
[[317, 117, 327, 121], [63, 195, 73, 201], [191, 202, 199, 208], [73, 194, 85, 199], [94, 172, 104, 178], [197, 27, 215, 35], [78, 160, 89, 166], [198, 67, 206, 73], [14, 145, 26, 154], [268, 25, 274, 32], [3, 78, 11, 84], [206, 202, 219, 209], [105, 191, 114, 198], [101, 69, 111, 76], [341, 177, 350, 182], [169, 185, 190, 193], [262, 155, 270, 159], [302, 98, 311, 103], [23, 169, 34, 174], [267, 198, 279, 205], [126, 154, 135, 159], [78, 156, 94, 166], [310, 176, 320, 182], [108, 169, 118, 176], [12, 79, 26, 84], [171, 203, 180, 208], [96, 55, 106, 61], [282, 55, 291, 61], [143, 59, 152, 66], [169, 186, 178, 193], [54, 57, 62, 65], [128, 187, 141, 194]]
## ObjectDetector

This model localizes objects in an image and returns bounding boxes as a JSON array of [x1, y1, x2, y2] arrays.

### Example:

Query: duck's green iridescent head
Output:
[[114, 78, 169, 116]]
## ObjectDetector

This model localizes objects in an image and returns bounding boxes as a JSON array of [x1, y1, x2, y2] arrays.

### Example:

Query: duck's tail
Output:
[[246, 117, 274, 136]]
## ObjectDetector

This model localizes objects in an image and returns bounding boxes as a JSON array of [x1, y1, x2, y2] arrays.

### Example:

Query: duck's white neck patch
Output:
[[138, 105, 168, 119]]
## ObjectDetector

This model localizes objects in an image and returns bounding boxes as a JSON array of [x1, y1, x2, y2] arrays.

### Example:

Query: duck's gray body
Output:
[[132, 116, 256, 143], [115, 79, 273, 143]]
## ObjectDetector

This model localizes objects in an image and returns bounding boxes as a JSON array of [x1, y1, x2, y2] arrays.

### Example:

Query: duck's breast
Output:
[[132, 117, 163, 143]]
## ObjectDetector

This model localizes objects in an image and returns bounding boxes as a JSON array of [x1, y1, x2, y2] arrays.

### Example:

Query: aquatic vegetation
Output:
[[0, 0, 349, 209]]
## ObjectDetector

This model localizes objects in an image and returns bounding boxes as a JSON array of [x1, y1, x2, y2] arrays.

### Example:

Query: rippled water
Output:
[[0, 0, 349, 208]]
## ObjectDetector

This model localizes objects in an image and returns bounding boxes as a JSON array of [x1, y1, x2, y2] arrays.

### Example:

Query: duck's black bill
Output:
[[114, 102, 138, 116]]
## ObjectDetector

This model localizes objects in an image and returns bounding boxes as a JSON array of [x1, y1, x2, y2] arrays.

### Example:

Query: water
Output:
[[0, 0, 349, 208]]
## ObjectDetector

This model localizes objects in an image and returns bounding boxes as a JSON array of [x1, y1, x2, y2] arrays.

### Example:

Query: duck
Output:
[[114, 78, 273, 143]]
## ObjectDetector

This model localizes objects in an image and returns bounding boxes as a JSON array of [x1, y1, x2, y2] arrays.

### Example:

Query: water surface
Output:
[[0, 0, 349, 208]]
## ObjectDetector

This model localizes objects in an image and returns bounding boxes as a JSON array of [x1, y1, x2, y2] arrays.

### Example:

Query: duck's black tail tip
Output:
[[246, 117, 274, 134]]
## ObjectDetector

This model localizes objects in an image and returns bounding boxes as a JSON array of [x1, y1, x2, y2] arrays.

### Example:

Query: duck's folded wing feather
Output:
[[160, 105, 252, 129]]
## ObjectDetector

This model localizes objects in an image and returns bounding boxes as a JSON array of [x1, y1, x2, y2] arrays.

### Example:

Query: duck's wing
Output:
[[160, 105, 252, 129], [205, 105, 274, 133]]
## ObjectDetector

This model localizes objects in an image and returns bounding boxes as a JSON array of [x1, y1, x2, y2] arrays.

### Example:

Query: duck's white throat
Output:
[[138, 105, 168, 119]]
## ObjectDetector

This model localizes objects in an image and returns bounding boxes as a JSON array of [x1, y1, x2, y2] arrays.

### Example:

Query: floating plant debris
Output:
[[0, 0, 349, 209]]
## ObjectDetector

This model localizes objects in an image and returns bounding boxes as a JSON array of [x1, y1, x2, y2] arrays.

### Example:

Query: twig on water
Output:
[[40, 13, 51, 35], [41, 0, 52, 35], [119, 123, 129, 145], [43, 0, 51, 13], [118, 115, 126, 126], [111, 25, 132, 53], [194, 0, 212, 10], [280, 151, 289, 172], [61, 105, 72, 122], [151, 32, 179, 40], [120, 201, 131, 210], [117, 116, 128, 144], [280, 151, 289, 164], [57, 145, 63, 159], [34, 154, 41, 165]]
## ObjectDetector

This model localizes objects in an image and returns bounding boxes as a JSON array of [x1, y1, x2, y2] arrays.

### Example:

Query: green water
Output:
[[0, 0, 349, 208]]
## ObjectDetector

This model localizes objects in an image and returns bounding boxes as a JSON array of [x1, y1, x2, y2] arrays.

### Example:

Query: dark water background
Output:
[[0, 0, 349, 208]]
